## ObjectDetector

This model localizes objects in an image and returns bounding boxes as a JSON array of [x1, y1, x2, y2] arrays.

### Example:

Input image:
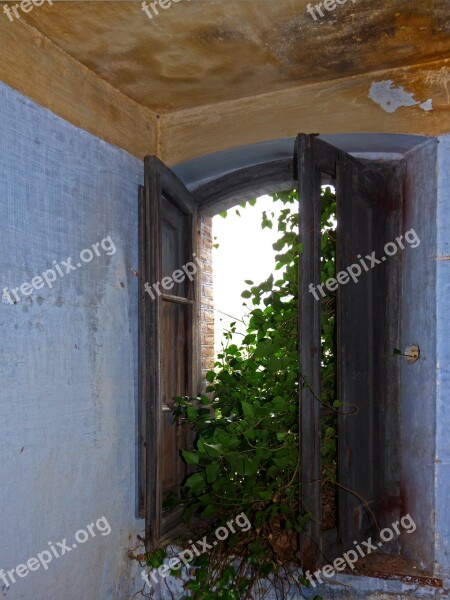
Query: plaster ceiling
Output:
[[19, 0, 450, 113]]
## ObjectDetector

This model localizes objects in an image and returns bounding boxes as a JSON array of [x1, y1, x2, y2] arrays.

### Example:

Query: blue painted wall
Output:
[[435, 134, 450, 576], [1, 80, 449, 600], [0, 82, 144, 599], [401, 139, 438, 572]]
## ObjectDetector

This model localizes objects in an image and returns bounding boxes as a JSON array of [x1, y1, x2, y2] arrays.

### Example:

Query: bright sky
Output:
[[212, 195, 287, 354]]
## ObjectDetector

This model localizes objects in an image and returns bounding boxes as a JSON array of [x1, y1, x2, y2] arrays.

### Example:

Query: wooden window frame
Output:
[[139, 136, 404, 564]]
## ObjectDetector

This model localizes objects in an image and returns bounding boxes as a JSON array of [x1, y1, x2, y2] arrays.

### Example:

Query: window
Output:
[[139, 135, 405, 565]]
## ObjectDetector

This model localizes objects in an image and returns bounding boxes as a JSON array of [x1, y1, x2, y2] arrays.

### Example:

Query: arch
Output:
[[172, 133, 430, 214]]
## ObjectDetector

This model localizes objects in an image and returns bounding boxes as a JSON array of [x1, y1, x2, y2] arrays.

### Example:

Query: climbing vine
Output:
[[130, 187, 337, 599]]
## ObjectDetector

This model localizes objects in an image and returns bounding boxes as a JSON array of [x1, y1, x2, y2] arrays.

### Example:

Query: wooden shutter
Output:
[[336, 150, 403, 546], [296, 134, 403, 567], [297, 134, 323, 570], [139, 156, 200, 550]]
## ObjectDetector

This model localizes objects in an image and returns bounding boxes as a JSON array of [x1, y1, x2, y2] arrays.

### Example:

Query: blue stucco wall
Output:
[[400, 139, 438, 572], [435, 134, 450, 576], [0, 82, 144, 599]]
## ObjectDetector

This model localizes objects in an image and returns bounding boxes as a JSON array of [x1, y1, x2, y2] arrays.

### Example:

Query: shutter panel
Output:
[[139, 156, 199, 550], [336, 152, 377, 544], [336, 153, 403, 545], [296, 134, 403, 565]]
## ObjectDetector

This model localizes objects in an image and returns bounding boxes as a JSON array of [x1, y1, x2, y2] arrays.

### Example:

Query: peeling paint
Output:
[[419, 99, 433, 112], [369, 80, 432, 113], [425, 66, 450, 104]]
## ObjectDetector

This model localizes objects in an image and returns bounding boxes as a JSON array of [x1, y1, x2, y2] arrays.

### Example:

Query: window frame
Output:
[[139, 137, 405, 566]]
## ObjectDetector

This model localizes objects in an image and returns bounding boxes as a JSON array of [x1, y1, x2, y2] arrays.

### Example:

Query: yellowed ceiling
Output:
[[18, 0, 450, 113]]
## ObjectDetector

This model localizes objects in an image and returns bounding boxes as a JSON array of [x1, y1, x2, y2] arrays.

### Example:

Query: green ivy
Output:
[[133, 188, 337, 599]]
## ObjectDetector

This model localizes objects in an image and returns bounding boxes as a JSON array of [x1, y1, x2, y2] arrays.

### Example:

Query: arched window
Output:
[[138, 133, 421, 574]]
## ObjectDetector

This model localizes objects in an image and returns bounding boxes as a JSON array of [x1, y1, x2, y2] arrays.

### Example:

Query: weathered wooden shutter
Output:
[[297, 134, 403, 567], [335, 150, 403, 546], [139, 156, 199, 550], [297, 134, 323, 570]]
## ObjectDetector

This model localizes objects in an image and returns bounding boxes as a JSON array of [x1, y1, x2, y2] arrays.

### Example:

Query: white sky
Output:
[[212, 195, 287, 354]]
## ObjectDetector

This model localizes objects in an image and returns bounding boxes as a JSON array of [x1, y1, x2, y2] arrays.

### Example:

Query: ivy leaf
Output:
[[187, 406, 198, 420], [244, 458, 260, 477], [206, 462, 219, 483], [185, 472, 205, 491], [181, 450, 199, 465], [241, 401, 254, 418], [205, 370, 216, 383], [203, 443, 223, 458], [248, 540, 264, 555]]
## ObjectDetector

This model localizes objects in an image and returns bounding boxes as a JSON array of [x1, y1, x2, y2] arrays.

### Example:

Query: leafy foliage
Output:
[[319, 187, 338, 528], [132, 188, 337, 599], [177, 190, 301, 524]]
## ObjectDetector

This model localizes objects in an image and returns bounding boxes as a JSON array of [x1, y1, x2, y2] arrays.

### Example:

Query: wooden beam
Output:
[[0, 18, 158, 159], [160, 59, 450, 165]]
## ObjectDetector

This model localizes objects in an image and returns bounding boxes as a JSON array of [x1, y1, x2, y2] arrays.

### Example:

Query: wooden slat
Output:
[[160, 301, 189, 499], [161, 294, 194, 305], [297, 134, 324, 570]]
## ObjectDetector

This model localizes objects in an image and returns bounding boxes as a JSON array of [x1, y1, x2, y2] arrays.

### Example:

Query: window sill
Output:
[[340, 553, 442, 588]]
